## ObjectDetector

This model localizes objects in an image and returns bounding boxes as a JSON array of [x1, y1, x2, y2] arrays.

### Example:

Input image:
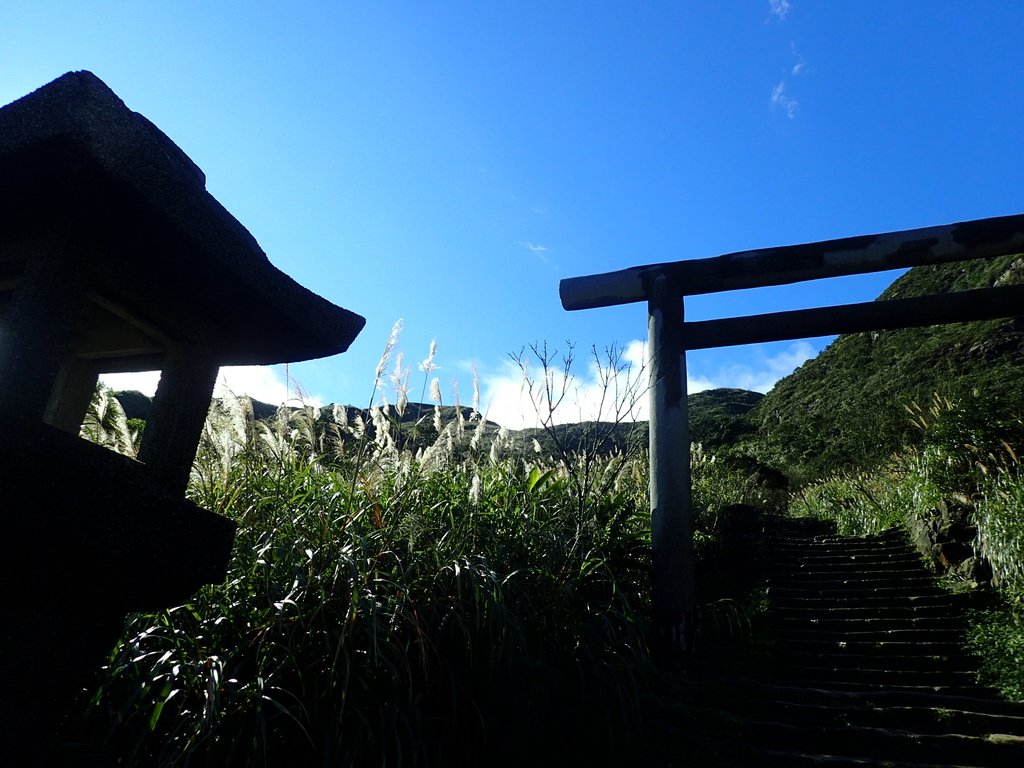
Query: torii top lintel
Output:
[[0, 70, 365, 369], [559, 213, 1024, 311]]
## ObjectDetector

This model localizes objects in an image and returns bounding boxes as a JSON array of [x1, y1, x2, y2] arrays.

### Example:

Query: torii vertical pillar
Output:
[[647, 274, 695, 667]]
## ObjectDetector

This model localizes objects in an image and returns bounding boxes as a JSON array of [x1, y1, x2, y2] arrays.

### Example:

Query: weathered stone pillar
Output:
[[138, 348, 220, 497], [0, 250, 89, 424], [44, 355, 100, 434]]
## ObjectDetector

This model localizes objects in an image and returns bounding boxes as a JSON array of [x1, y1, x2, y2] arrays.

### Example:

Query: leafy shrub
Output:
[[790, 466, 910, 537], [966, 605, 1024, 702], [976, 470, 1024, 595]]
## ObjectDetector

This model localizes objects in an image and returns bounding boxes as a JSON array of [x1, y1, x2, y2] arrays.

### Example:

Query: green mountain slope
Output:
[[750, 254, 1024, 478], [518, 387, 762, 457]]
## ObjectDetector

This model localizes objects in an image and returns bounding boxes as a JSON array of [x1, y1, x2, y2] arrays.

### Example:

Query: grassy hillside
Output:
[[749, 254, 1024, 478]]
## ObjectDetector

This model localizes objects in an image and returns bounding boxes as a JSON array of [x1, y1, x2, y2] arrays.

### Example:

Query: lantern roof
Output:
[[0, 70, 364, 370]]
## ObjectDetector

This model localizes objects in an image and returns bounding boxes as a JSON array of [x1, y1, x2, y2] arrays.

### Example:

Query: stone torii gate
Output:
[[559, 213, 1024, 666], [0, 72, 365, 758]]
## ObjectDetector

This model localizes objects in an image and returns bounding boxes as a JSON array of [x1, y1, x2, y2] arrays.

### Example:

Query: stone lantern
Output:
[[0, 71, 365, 759]]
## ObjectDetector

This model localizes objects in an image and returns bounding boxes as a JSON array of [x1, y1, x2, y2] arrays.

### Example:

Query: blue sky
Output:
[[4, 2, 1023, 427]]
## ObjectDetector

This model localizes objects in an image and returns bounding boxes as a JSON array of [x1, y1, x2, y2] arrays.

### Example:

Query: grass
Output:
[[64, 333, 777, 767], [69, 409, 651, 765]]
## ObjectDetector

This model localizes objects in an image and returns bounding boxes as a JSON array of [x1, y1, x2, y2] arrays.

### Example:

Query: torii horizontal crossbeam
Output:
[[681, 283, 1024, 350], [560, 213, 1024, 311]]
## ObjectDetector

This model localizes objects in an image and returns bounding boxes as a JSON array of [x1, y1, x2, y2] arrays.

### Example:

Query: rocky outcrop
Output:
[[910, 500, 993, 583]]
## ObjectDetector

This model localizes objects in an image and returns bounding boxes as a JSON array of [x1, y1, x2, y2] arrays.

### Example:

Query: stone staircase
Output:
[[717, 517, 1024, 767]]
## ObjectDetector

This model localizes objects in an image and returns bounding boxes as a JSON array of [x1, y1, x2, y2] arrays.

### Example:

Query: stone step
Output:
[[753, 748, 992, 768], [770, 592, 985, 611], [774, 622, 958, 638], [771, 548, 923, 561], [770, 615, 961, 633], [770, 540, 917, 552], [717, 679, 1024, 718], [779, 664, 980, 688], [771, 679, 996, 697], [771, 527, 908, 542], [769, 542, 915, 557], [742, 719, 1024, 767], [772, 604, 963, 621], [769, 573, 939, 588], [772, 651, 979, 674], [771, 561, 927, 576], [773, 638, 965, 657], [768, 584, 947, 600], [729, 696, 1024, 737]]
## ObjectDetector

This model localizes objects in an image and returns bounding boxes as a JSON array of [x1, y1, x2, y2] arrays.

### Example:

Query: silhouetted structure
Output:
[[0, 71, 365, 761]]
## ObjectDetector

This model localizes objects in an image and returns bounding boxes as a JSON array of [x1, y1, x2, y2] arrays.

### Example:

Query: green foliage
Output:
[[976, 470, 1024, 596], [70, 326, 779, 767], [750, 255, 1024, 479], [791, 466, 911, 537], [789, 391, 1024, 543], [81, 384, 140, 457], [966, 605, 1024, 702], [71, 430, 656, 766], [691, 444, 786, 552], [64, 321, 792, 766], [906, 392, 1024, 501], [687, 388, 762, 448]]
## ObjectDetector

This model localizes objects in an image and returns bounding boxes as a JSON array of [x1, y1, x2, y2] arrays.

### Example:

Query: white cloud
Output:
[[479, 339, 817, 429], [687, 374, 718, 393], [769, 0, 791, 20], [100, 364, 319, 407], [99, 370, 161, 396], [479, 339, 738, 430], [792, 61, 806, 76], [698, 341, 816, 394], [217, 365, 321, 406], [771, 80, 799, 118], [481, 341, 651, 429]]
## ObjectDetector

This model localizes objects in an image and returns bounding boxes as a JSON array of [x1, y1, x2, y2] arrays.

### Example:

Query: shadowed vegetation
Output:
[[65, 341, 778, 767]]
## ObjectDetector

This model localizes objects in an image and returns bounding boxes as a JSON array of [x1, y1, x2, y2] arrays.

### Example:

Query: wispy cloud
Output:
[[768, 0, 791, 21], [790, 43, 808, 76], [771, 80, 799, 118], [518, 240, 552, 265]]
